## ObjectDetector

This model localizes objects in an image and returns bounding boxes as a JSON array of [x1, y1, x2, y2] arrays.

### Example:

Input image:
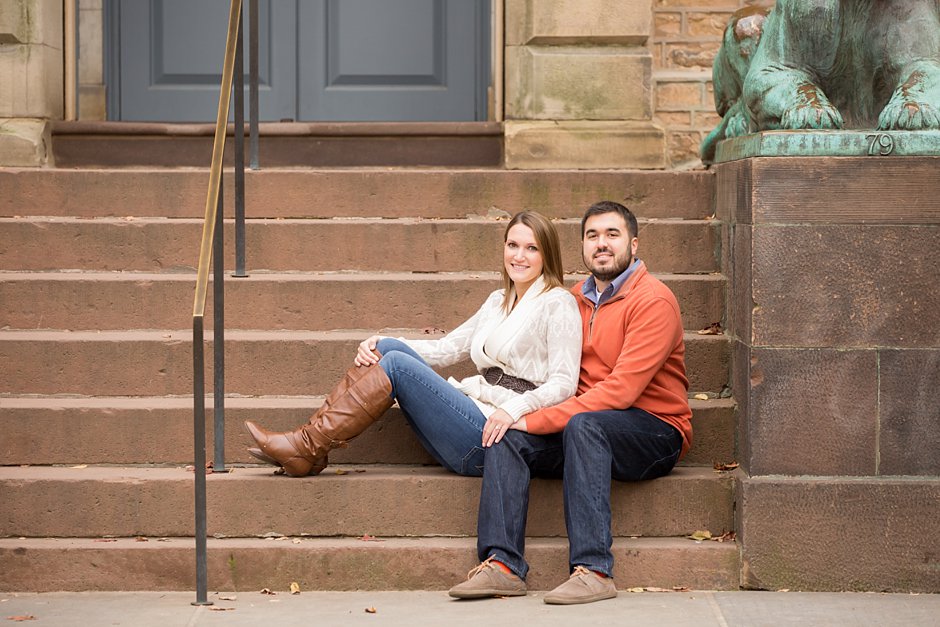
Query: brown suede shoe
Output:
[[448, 557, 526, 599], [543, 566, 617, 605]]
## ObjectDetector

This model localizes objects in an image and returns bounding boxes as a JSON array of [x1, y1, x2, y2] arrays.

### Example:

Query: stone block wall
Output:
[[650, 0, 768, 168], [0, 0, 62, 165]]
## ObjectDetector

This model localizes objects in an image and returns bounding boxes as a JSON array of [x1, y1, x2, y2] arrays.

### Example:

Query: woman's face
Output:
[[504, 223, 544, 296]]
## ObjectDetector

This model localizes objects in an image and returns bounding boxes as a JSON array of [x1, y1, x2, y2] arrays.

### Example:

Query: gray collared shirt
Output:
[[581, 258, 641, 308]]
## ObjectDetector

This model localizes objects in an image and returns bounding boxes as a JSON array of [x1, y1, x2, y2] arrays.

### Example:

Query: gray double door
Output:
[[113, 0, 490, 122]]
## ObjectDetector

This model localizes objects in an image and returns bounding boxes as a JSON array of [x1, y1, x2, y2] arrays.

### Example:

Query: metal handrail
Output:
[[191, 0, 242, 607]]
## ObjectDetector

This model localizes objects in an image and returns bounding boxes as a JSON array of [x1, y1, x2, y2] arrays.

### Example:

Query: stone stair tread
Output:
[[0, 536, 740, 592], [0, 269, 725, 332], [0, 167, 716, 220], [0, 330, 729, 397], [0, 465, 734, 539], [0, 395, 734, 467], [0, 216, 719, 274]]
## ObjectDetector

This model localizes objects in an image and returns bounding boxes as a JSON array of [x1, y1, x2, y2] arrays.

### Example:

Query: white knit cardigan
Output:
[[401, 276, 582, 421]]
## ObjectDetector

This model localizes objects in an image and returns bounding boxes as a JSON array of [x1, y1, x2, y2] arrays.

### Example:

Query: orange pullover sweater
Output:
[[525, 262, 693, 459]]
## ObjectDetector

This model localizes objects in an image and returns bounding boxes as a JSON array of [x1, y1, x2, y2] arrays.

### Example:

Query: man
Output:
[[449, 200, 692, 605]]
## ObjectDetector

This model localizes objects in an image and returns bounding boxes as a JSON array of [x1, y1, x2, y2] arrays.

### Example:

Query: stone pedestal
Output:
[[716, 154, 940, 592], [504, 0, 665, 169]]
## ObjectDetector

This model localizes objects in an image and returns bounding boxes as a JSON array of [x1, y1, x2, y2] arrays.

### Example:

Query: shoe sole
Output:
[[543, 590, 617, 605], [449, 588, 527, 599]]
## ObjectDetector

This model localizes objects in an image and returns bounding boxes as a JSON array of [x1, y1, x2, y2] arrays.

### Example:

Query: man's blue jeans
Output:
[[376, 338, 487, 476], [477, 408, 683, 579]]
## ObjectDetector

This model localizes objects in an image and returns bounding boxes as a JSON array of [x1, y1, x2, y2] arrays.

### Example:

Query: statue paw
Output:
[[780, 102, 843, 130], [725, 112, 750, 137], [878, 100, 940, 130]]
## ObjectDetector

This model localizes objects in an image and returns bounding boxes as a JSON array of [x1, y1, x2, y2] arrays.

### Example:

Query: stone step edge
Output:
[[0, 269, 725, 281], [0, 536, 740, 592], [0, 463, 730, 483], [0, 329, 730, 344], [0, 216, 715, 226], [0, 395, 734, 411]]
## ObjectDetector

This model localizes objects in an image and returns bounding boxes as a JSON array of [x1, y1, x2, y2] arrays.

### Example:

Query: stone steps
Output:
[[0, 397, 735, 467], [0, 216, 719, 274], [0, 165, 740, 591], [0, 536, 740, 592], [0, 465, 734, 539], [0, 329, 730, 397], [0, 167, 715, 220], [0, 270, 725, 332]]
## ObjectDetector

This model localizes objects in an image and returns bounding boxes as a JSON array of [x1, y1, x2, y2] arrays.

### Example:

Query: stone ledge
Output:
[[505, 121, 666, 169]]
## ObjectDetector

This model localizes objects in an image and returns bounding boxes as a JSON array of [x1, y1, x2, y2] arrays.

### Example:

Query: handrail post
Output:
[[234, 10, 248, 278], [249, 0, 260, 170], [192, 316, 211, 606], [213, 187, 226, 472]]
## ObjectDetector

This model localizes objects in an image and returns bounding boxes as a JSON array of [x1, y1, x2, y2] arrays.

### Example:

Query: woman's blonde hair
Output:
[[500, 210, 565, 313]]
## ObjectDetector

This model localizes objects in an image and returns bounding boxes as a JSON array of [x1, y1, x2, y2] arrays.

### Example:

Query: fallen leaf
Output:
[[626, 587, 645, 593], [693, 393, 710, 401], [642, 587, 675, 593], [673, 586, 691, 592], [274, 536, 289, 541], [218, 595, 237, 601], [157, 538, 170, 542], [713, 461, 740, 472], [334, 469, 348, 475], [208, 607, 235, 612], [289, 582, 300, 595], [359, 534, 385, 542], [777, 589, 790, 593], [260, 588, 276, 595], [135, 536, 149, 542], [697, 322, 723, 335], [6, 616, 36, 622], [365, 607, 377, 614], [714, 531, 736, 543], [688, 530, 712, 541], [71, 464, 88, 469]]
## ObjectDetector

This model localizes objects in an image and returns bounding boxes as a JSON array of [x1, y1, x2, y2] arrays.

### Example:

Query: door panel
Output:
[[298, 0, 488, 121], [117, 0, 296, 122], [112, 0, 489, 122]]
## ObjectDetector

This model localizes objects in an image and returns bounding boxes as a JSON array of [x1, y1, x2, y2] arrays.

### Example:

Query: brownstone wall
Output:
[[651, 1, 771, 168]]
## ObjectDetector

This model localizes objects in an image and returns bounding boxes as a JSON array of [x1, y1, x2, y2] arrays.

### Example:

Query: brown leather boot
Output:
[[245, 362, 393, 477]]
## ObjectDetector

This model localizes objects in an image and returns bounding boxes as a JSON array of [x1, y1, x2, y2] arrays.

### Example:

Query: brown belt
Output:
[[483, 367, 537, 394]]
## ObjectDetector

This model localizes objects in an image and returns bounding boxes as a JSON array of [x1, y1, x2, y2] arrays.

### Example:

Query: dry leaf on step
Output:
[[688, 530, 712, 541], [365, 607, 377, 614], [289, 582, 301, 595]]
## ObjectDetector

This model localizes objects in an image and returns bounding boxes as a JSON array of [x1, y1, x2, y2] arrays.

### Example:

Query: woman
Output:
[[245, 210, 581, 477]]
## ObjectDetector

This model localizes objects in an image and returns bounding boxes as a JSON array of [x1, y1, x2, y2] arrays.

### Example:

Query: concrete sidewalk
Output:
[[1, 590, 938, 626]]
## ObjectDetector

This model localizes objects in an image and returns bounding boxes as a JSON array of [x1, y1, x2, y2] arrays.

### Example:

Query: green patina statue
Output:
[[702, 0, 940, 164]]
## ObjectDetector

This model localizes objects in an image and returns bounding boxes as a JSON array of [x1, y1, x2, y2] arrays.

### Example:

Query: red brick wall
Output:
[[651, 1, 771, 168]]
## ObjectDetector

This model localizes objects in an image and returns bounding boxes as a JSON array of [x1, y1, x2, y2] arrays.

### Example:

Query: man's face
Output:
[[582, 212, 638, 285]]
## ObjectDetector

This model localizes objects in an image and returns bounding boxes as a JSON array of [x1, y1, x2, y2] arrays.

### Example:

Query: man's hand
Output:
[[482, 409, 514, 447], [509, 416, 528, 432], [354, 335, 384, 367]]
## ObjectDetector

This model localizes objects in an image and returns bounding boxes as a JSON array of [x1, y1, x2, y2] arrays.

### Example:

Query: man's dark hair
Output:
[[581, 200, 638, 239]]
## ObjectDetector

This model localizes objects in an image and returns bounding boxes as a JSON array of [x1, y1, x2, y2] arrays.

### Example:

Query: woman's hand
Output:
[[355, 335, 384, 367], [482, 409, 515, 447]]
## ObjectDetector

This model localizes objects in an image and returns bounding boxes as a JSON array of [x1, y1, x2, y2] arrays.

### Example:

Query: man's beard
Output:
[[586, 251, 632, 284]]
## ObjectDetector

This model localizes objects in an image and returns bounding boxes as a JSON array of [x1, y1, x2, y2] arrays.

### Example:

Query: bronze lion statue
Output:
[[702, 0, 940, 163]]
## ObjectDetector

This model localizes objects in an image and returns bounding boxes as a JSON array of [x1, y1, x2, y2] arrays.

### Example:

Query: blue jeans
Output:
[[477, 407, 683, 579], [376, 338, 487, 476]]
